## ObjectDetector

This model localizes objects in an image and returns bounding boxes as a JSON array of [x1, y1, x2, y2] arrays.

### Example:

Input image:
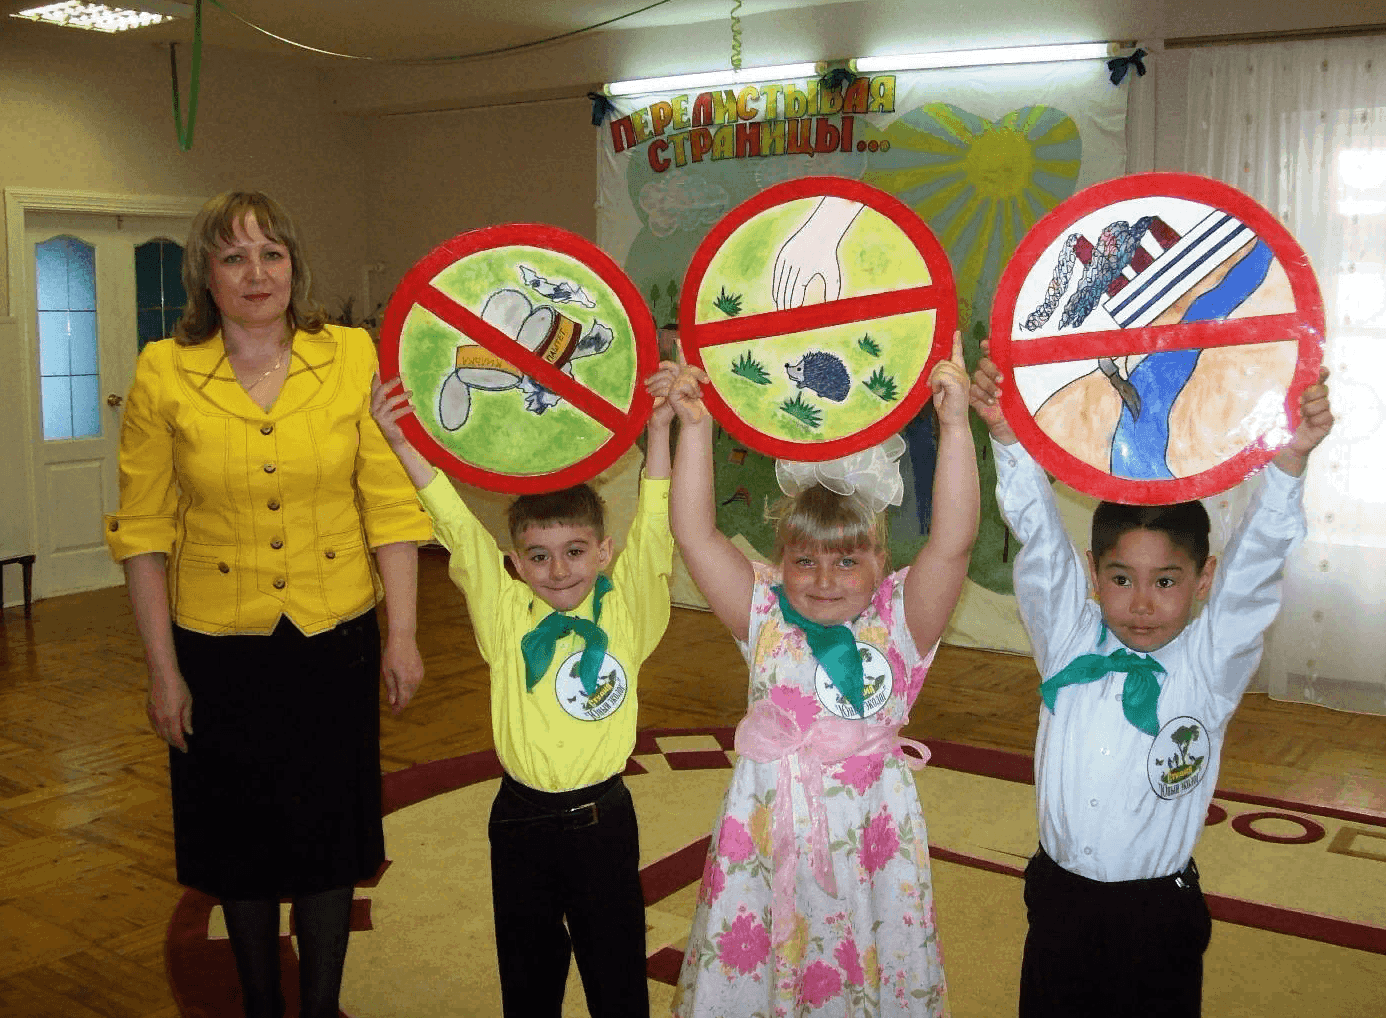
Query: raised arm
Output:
[[903, 332, 979, 650], [971, 340, 1098, 671], [669, 399, 755, 642]]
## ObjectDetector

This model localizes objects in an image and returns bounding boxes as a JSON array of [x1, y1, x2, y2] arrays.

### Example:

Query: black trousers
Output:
[[1019, 847, 1213, 1018], [488, 773, 649, 1018]]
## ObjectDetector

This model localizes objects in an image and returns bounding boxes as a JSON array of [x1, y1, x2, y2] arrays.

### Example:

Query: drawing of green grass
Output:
[[713, 286, 744, 317], [865, 367, 898, 402], [858, 334, 881, 357], [731, 351, 771, 385], [780, 393, 822, 429]]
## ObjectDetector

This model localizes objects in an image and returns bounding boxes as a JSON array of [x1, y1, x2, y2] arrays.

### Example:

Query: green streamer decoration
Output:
[[729, 0, 742, 71], [169, 0, 203, 151]]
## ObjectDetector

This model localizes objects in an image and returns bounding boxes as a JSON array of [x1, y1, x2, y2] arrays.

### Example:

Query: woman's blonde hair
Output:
[[174, 191, 326, 345], [771, 485, 889, 562]]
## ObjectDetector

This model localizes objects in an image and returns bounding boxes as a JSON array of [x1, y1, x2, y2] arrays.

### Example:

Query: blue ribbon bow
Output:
[[1108, 48, 1147, 86]]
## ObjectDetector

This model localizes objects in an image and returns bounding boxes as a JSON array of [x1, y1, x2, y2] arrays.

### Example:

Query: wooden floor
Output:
[[3, 546, 1386, 1016]]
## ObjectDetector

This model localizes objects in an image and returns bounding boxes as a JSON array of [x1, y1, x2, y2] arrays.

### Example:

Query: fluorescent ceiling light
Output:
[[606, 62, 821, 97], [854, 42, 1115, 73], [11, 1, 188, 33]]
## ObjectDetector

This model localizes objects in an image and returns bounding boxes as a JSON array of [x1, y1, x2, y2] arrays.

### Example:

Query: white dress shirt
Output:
[[995, 439, 1306, 881]]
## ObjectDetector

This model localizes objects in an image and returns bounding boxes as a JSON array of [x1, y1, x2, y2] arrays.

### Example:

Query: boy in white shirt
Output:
[[970, 342, 1334, 1017]]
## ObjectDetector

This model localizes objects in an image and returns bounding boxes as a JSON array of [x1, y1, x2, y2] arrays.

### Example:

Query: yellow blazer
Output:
[[104, 324, 433, 636]]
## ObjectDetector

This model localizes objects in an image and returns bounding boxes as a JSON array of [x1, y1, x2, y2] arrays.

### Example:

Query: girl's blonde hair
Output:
[[771, 485, 889, 562], [175, 190, 326, 345]]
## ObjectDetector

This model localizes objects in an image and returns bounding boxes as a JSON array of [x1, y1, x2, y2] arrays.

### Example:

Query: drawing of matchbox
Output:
[[437, 284, 615, 431]]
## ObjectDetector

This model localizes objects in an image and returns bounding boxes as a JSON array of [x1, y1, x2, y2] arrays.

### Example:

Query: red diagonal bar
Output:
[[695, 284, 945, 348], [1009, 312, 1313, 367], [415, 284, 627, 433]]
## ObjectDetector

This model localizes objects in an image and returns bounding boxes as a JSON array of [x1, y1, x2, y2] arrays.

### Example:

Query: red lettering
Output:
[[650, 101, 674, 137], [736, 122, 762, 158], [690, 127, 714, 162], [813, 117, 840, 153], [840, 116, 854, 152], [648, 139, 671, 172], [691, 92, 715, 128], [609, 116, 637, 153]]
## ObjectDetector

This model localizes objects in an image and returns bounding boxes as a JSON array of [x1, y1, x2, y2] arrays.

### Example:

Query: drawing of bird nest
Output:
[[864, 367, 898, 401], [731, 351, 772, 384], [780, 392, 823, 429]]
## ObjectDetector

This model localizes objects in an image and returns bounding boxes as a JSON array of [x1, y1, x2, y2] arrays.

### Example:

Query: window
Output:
[[34, 235, 99, 440], [135, 238, 186, 350]]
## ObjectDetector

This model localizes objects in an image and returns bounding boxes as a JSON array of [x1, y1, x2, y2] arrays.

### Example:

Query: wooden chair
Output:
[[0, 553, 35, 619]]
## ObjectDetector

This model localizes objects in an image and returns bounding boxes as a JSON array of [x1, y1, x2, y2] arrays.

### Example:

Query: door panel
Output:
[[24, 212, 191, 597]]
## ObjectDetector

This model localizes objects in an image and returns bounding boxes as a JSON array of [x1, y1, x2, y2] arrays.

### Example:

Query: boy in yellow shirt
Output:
[[371, 362, 703, 1018]]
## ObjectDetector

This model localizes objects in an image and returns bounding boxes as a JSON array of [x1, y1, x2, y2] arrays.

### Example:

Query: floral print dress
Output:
[[673, 563, 950, 1018]]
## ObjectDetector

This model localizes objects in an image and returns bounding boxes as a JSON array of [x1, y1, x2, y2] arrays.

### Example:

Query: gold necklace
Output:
[[233, 342, 288, 391]]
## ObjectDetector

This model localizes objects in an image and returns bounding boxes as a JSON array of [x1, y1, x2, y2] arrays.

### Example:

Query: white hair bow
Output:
[[775, 434, 908, 514]]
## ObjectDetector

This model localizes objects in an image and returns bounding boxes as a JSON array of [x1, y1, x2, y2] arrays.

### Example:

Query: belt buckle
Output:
[[566, 801, 600, 829]]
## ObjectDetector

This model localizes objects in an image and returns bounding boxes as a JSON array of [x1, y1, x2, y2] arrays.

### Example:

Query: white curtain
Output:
[[1186, 38, 1386, 714]]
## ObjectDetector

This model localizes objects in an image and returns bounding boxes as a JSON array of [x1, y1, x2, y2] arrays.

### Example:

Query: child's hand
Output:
[[1272, 367, 1334, 477], [371, 373, 414, 449], [968, 340, 1019, 445], [928, 331, 970, 428], [646, 361, 709, 426]]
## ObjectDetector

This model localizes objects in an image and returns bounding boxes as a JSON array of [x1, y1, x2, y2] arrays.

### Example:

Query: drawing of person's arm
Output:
[[771, 196, 864, 309]]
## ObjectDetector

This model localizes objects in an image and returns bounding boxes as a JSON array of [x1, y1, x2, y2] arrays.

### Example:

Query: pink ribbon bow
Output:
[[732, 698, 930, 944]]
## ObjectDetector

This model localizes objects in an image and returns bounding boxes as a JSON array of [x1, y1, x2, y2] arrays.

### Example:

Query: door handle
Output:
[[106, 393, 123, 408]]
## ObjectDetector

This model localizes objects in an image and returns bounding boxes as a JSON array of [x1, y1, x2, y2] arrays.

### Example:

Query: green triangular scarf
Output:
[[773, 585, 866, 718], [1040, 629, 1165, 737], [520, 574, 612, 696]]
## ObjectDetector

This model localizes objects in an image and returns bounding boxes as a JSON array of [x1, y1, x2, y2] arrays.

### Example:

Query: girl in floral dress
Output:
[[668, 334, 978, 1018]]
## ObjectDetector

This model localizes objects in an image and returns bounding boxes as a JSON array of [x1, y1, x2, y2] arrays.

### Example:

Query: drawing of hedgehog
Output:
[[785, 351, 850, 402]]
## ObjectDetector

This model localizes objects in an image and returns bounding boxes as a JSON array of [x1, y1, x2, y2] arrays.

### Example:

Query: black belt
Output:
[[1032, 846, 1200, 891], [495, 772, 624, 830]]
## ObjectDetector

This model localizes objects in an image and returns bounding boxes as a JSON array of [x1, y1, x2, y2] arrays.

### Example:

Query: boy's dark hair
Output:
[[1091, 500, 1211, 570], [507, 484, 606, 547]]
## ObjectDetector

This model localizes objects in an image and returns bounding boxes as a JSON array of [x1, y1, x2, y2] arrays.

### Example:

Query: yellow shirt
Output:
[[104, 324, 432, 636], [418, 469, 672, 791]]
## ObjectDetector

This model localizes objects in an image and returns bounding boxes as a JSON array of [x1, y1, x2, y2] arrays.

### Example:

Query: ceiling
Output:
[[1, 0, 831, 64]]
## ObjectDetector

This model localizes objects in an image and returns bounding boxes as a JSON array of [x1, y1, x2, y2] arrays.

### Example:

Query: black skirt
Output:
[[169, 611, 385, 899]]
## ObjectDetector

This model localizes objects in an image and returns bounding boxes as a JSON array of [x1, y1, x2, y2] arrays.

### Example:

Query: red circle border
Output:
[[679, 176, 957, 462], [989, 172, 1325, 505], [379, 223, 658, 494]]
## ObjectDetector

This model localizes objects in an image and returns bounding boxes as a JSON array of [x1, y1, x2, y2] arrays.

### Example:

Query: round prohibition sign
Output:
[[379, 224, 658, 494], [680, 176, 956, 462], [990, 172, 1325, 505]]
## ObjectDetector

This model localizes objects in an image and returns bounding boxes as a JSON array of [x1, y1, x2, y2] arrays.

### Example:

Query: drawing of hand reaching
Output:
[[771, 196, 864, 310]]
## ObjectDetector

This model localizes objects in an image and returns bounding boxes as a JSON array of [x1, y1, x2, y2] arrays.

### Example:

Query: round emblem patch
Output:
[[814, 643, 893, 720], [554, 651, 628, 721], [1147, 715, 1211, 800]]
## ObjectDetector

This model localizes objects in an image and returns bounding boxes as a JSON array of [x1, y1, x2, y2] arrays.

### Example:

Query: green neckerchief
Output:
[[520, 574, 612, 696], [1039, 624, 1165, 736], [773, 585, 866, 718]]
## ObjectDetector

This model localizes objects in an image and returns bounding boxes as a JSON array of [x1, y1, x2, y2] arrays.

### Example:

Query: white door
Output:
[[23, 211, 191, 597]]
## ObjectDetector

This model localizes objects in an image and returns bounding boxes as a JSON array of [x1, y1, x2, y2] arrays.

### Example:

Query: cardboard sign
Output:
[[379, 224, 658, 493], [680, 176, 957, 461], [990, 172, 1325, 504]]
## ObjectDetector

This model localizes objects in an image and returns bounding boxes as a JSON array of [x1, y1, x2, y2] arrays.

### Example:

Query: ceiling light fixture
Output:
[[605, 61, 821, 98], [11, 1, 188, 33], [853, 42, 1118, 73]]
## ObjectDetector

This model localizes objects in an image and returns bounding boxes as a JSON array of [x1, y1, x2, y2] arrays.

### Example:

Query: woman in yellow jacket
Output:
[[105, 191, 432, 1018]]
